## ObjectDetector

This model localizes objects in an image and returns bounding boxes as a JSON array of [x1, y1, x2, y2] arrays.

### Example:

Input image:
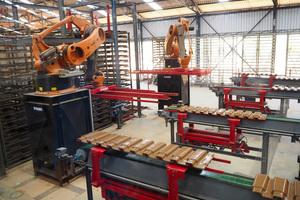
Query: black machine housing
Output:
[[24, 89, 93, 185], [158, 58, 190, 109]]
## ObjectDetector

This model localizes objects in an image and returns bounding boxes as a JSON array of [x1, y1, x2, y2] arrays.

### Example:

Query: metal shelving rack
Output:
[[96, 31, 133, 123], [152, 38, 165, 69], [0, 43, 35, 169]]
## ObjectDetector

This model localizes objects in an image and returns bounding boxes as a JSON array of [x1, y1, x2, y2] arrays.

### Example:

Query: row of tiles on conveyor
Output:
[[253, 174, 300, 200], [77, 130, 220, 170], [177, 105, 267, 120], [239, 72, 299, 80]]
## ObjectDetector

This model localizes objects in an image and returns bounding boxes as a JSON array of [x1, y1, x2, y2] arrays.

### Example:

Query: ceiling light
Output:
[[143, 0, 153, 2], [97, 10, 107, 16], [43, 16, 47, 19], [148, 2, 162, 10], [219, 0, 229, 2]]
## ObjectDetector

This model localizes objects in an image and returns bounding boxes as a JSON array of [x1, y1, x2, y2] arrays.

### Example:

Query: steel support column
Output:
[[85, 167, 93, 200], [133, 3, 142, 117], [271, 0, 278, 73], [261, 132, 270, 174], [139, 21, 144, 70], [112, 0, 122, 128], [12, 5, 18, 28], [196, 13, 200, 69], [58, 0, 66, 37]]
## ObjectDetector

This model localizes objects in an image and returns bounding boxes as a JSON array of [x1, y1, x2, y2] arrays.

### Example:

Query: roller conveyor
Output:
[[164, 105, 300, 174]]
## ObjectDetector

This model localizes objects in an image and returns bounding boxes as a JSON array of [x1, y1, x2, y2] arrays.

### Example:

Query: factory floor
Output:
[[1, 84, 300, 200]]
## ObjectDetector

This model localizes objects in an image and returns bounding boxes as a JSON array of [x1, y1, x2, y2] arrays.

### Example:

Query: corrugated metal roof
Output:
[[199, 0, 273, 13], [278, 0, 300, 5], [140, 7, 194, 19]]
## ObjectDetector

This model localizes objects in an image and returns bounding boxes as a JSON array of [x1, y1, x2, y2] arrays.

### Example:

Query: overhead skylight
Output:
[[87, 5, 96, 9], [19, 0, 33, 4], [148, 2, 162, 10]]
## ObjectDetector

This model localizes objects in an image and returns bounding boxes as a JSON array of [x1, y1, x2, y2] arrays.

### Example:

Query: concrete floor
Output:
[[1, 84, 300, 200]]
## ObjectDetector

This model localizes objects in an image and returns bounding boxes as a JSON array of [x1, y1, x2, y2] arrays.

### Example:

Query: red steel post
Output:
[[228, 118, 240, 152], [91, 147, 107, 187], [177, 113, 187, 143], [166, 164, 188, 200]]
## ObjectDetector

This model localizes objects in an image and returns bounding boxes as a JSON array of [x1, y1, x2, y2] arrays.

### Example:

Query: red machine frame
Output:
[[82, 85, 178, 103], [175, 112, 249, 154], [216, 73, 277, 112], [240, 74, 276, 88], [222, 88, 270, 112], [90, 146, 230, 200], [129, 68, 211, 76]]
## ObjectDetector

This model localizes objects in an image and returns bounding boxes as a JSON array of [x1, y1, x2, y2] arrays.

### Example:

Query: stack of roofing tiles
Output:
[[77, 130, 215, 170], [177, 105, 267, 120], [252, 174, 300, 199]]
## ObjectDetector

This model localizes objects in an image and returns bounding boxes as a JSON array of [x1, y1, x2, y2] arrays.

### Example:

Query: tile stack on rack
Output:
[[96, 31, 133, 123], [0, 43, 35, 169]]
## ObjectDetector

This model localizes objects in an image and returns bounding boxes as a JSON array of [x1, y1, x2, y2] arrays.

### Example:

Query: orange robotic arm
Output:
[[32, 16, 105, 76], [165, 18, 193, 68]]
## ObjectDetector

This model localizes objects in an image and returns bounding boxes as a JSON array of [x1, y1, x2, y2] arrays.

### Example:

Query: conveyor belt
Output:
[[78, 131, 220, 170], [90, 147, 266, 200], [165, 105, 300, 136]]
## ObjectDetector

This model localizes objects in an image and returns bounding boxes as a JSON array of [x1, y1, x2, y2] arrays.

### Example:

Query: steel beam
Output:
[[0, 37, 114, 45], [68, 1, 104, 8], [133, 3, 142, 118], [0, 1, 59, 10]]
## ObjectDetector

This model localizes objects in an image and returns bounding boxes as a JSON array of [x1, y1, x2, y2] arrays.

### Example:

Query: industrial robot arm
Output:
[[32, 16, 105, 87], [165, 18, 193, 68]]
